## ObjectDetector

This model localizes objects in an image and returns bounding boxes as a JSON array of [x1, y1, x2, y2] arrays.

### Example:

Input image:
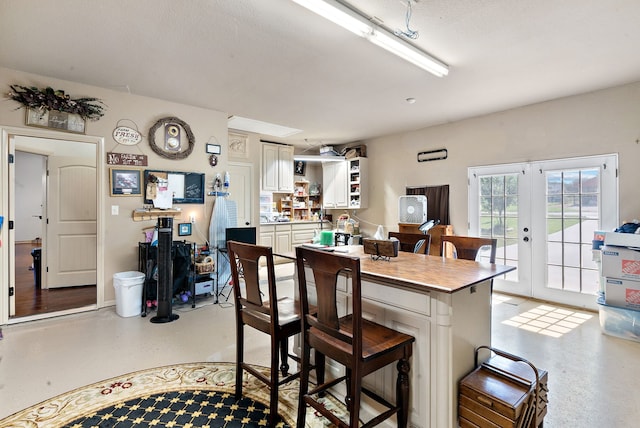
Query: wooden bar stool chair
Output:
[[440, 235, 497, 263], [388, 231, 431, 254], [228, 240, 319, 427], [295, 246, 415, 428]]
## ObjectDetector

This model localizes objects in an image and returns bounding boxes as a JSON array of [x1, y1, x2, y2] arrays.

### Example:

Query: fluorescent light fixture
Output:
[[291, 0, 371, 37], [228, 116, 303, 138], [369, 29, 449, 77], [291, 0, 448, 77], [294, 154, 346, 162]]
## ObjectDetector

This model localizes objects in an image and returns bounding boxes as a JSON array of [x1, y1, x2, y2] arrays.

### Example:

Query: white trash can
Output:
[[113, 271, 145, 317]]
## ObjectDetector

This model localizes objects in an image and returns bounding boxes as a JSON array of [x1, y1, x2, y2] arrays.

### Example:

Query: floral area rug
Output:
[[0, 362, 348, 427]]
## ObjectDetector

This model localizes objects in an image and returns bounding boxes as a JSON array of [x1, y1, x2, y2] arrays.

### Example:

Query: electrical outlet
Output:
[[111, 205, 119, 215], [190, 214, 196, 223]]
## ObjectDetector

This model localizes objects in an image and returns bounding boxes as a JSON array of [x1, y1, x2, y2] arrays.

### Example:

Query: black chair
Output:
[[296, 246, 415, 427]]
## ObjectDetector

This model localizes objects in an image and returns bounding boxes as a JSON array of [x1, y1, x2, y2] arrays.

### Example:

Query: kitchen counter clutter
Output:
[[259, 221, 331, 263], [284, 245, 515, 427]]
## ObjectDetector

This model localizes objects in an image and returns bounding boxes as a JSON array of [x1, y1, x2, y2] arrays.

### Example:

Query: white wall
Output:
[[357, 81, 640, 237], [14, 151, 44, 242], [0, 66, 254, 306], [3, 65, 640, 308]]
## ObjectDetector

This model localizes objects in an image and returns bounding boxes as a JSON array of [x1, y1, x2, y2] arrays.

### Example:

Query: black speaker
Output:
[[151, 217, 179, 323]]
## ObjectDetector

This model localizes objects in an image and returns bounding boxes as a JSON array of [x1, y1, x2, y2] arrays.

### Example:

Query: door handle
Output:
[[32, 215, 42, 219]]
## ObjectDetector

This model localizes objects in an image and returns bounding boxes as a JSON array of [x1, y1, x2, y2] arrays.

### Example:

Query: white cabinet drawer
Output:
[[361, 279, 430, 316]]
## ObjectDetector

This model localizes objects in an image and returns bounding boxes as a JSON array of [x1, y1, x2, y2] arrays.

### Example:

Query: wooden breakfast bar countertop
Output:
[[284, 245, 515, 294]]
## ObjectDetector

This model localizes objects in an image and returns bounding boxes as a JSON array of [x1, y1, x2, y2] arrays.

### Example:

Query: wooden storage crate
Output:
[[459, 346, 548, 428]]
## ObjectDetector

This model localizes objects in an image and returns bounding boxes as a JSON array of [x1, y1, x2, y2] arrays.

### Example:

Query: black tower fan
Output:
[[151, 217, 179, 323]]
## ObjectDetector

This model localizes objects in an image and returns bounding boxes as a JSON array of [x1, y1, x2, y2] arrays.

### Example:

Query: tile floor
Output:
[[1, 263, 640, 427]]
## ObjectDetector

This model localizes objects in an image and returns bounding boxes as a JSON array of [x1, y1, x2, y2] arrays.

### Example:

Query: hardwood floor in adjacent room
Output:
[[13, 242, 96, 318]]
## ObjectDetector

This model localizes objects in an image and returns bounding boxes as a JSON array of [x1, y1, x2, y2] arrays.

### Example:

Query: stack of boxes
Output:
[[598, 231, 640, 342]]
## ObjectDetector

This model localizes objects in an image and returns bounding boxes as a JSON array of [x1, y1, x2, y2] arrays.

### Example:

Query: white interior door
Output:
[[470, 154, 618, 310], [227, 162, 253, 227], [46, 155, 97, 288]]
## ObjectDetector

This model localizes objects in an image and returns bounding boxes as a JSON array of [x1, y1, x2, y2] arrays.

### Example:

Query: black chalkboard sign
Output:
[[144, 170, 205, 204]]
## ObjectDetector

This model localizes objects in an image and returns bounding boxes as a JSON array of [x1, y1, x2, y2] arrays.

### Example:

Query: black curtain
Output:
[[406, 185, 450, 225]]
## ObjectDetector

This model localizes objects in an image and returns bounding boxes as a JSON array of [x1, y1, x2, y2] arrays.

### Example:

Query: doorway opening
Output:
[[1, 126, 104, 324]]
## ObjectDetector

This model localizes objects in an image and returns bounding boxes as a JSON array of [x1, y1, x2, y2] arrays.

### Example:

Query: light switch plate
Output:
[[111, 205, 119, 215]]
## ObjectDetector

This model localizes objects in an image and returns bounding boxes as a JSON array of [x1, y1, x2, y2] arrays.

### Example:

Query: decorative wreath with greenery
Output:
[[6, 84, 106, 120]]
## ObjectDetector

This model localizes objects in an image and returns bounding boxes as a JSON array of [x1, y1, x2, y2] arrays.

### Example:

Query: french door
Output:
[[469, 154, 618, 310]]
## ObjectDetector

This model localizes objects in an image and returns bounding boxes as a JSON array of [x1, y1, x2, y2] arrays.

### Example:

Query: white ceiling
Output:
[[1, 0, 639, 150]]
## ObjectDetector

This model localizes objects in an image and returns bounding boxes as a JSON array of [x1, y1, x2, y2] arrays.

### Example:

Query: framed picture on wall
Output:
[[295, 160, 306, 176], [178, 223, 192, 236], [228, 131, 249, 159], [110, 168, 142, 196]]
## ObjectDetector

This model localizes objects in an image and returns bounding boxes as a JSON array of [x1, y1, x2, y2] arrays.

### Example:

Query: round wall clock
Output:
[[148, 116, 195, 160]]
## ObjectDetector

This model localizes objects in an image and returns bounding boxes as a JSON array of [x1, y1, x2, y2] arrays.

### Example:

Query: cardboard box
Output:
[[604, 232, 640, 249], [604, 277, 640, 309], [601, 245, 640, 280]]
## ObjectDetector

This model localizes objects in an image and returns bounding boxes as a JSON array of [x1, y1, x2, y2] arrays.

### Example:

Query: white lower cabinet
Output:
[[291, 222, 320, 246], [260, 225, 275, 248], [260, 224, 291, 263]]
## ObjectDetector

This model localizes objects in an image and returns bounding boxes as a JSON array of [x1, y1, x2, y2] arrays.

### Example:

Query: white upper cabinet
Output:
[[262, 143, 294, 192], [322, 160, 349, 209]]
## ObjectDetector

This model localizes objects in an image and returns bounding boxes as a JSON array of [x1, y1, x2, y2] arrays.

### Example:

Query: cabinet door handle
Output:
[[476, 395, 494, 407]]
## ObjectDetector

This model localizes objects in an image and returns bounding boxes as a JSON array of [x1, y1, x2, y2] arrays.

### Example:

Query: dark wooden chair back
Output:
[[297, 247, 362, 349], [296, 246, 414, 427], [227, 240, 307, 426], [228, 240, 277, 326], [440, 235, 497, 263], [388, 231, 431, 254]]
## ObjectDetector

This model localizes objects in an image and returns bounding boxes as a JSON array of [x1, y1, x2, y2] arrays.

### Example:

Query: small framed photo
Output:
[[178, 223, 192, 236], [295, 160, 306, 176], [206, 143, 221, 154], [110, 168, 142, 196]]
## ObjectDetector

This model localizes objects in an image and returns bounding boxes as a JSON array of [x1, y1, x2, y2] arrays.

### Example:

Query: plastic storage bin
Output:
[[113, 271, 145, 317], [597, 296, 640, 343]]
